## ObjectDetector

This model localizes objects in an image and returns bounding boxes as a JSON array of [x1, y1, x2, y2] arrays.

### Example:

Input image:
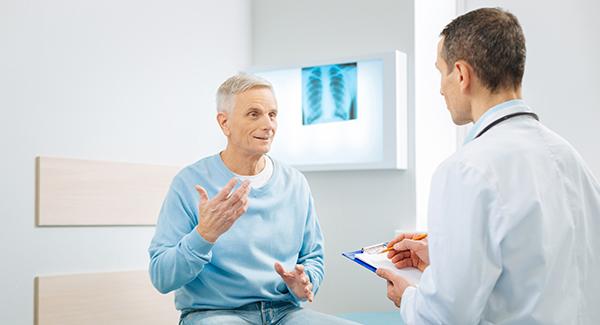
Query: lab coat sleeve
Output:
[[400, 159, 503, 324]]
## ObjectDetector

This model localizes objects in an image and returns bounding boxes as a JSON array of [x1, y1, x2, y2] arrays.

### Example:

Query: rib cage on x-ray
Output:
[[328, 65, 348, 118], [302, 63, 357, 125], [306, 67, 323, 123]]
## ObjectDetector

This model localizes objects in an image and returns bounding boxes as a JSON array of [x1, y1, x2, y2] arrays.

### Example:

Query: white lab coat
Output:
[[401, 100, 600, 324]]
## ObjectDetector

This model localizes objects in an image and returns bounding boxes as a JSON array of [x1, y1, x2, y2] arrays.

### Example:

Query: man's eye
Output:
[[249, 112, 258, 117]]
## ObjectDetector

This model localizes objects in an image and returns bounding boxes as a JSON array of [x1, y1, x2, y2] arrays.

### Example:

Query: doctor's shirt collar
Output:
[[463, 99, 532, 145]]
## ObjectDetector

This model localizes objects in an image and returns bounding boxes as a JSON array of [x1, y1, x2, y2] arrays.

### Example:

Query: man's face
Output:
[[221, 87, 278, 156], [435, 38, 472, 125]]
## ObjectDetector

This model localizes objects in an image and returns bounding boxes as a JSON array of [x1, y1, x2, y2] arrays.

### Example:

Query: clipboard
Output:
[[342, 241, 390, 273], [342, 249, 377, 273], [342, 243, 423, 284]]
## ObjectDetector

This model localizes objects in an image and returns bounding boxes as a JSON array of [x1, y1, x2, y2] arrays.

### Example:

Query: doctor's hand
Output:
[[386, 233, 430, 272], [274, 262, 314, 302], [376, 268, 412, 308], [195, 178, 250, 243]]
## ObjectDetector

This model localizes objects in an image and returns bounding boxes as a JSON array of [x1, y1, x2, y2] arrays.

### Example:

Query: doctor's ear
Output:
[[454, 60, 473, 93], [217, 112, 230, 136]]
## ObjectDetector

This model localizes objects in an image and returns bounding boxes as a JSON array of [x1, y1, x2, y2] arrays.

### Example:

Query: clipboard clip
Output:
[[361, 242, 389, 254]]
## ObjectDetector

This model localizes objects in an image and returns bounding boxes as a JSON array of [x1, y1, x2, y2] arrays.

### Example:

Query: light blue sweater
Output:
[[148, 154, 324, 312]]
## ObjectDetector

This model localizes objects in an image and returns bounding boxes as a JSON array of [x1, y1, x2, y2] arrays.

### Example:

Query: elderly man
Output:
[[378, 7, 600, 324], [149, 74, 357, 325]]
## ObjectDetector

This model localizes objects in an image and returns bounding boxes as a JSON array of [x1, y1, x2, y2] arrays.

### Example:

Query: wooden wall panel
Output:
[[36, 156, 180, 225], [35, 271, 179, 325]]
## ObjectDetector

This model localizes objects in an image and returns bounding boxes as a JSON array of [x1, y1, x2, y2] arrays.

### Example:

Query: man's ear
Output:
[[455, 60, 472, 93], [217, 112, 230, 136]]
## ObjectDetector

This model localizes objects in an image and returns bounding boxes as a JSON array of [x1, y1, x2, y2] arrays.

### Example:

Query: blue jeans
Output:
[[180, 301, 360, 325]]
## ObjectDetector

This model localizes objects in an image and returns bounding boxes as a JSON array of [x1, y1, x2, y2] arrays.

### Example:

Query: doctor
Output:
[[377, 7, 600, 324]]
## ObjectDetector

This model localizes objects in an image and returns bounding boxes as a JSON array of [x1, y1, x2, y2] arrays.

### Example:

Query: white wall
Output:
[[0, 0, 251, 323], [461, 0, 600, 177], [414, 1, 458, 230], [252, 0, 417, 314]]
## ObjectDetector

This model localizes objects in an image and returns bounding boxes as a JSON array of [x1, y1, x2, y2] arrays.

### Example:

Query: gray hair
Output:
[[216, 73, 274, 113]]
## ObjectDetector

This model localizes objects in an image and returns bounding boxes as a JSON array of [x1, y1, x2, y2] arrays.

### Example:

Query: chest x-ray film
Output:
[[252, 51, 406, 171], [302, 63, 357, 125]]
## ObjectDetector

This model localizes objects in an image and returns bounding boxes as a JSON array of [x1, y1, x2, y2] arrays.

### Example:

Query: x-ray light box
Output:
[[252, 51, 407, 171]]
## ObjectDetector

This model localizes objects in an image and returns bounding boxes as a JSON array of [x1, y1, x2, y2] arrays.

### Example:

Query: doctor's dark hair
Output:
[[440, 7, 526, 93]]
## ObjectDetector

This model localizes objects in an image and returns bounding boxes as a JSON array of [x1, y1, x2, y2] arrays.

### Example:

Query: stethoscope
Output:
[[474, 112, 539, 139]]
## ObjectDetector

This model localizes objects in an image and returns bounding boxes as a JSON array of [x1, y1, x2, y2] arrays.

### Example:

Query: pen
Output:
[[380, 233, 428, 253]]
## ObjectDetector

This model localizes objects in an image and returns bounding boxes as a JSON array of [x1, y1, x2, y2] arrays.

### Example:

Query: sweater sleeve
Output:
[[148, 177, 214, 294], [296, 188, 325, 298]]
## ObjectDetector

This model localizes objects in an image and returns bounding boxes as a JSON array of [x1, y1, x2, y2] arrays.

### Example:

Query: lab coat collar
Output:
[[463, 99, 533, 145]]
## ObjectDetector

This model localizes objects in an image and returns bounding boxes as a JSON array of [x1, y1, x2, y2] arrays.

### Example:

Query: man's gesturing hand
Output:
[[195, 178, 250, 243], [274, 262, 314, 302]]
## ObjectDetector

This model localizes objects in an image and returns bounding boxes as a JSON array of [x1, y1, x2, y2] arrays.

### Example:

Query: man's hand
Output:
[[376, 268, 412, 308], [274, 262, 314, 302], [386, 233, 430, 272], [195, 178, 250, 243]]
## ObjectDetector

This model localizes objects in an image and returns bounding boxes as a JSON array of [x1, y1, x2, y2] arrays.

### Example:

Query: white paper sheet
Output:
[[355, 252, 423, 285]]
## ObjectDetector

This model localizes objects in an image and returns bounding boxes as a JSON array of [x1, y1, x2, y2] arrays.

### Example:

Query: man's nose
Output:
[[260, 115, 275, 130]]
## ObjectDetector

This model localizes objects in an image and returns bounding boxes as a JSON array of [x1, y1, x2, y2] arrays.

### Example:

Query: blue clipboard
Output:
[[342, 249, 377, 273]]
